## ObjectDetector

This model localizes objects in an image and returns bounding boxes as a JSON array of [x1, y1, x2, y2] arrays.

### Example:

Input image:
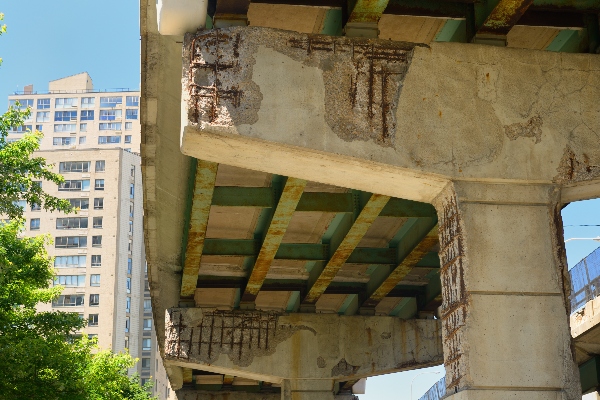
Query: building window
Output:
[[80, 110, 94, 121], [129, 184, 134, 199], [124, 135, 132, 144], [129, 202, 134, 218], [56, 217, 88, 229], [36, 111, 50, 122], [91, 255, 101, 267], [31, 203, 41, 211], [126, 96, 139, 107], [88, 334, 97, 340], [100, 96, 122, 108], [12, 200, 26, 211], [126, 277, 131, 294], [143, 319, 152, 331], [128, 220, 133, 235], [68, 198, 89, 210], [98, 135, 121, 144], [142, 339, 151, 351], [95, 160, 105, 172], [80, 123, 87, 132], [94, 198, 104, 210], [59, 179, 90, 191], [54, 255, 86, 268], [88, 314, 99, 326], [142, 358, 150, 369], [54, 275, 85, 287], [125, 122, 132, 130], [99, 109, 122, 120], [90, 274, 100, 287], [55, 236, 87, 248], [89, 294, 99, 306], [127, 258, 132, 274], [93, 217, 102, 228], [59, 161, 90, 173], [130, 165, 135, 177], [30, 218, 40, 230], [92, 235, 102, 247], [53, 137, 76, 146], [145, 281, 150, 291], [55, 98, 77, 108], [35, 124, 43, 132], [125, 317, 130, 333], [125, 109, 138, 120], [52, 294, 85, 307], [94, 179, 104, 190], [8, 125, 32, 134], [81, 97, 95, 108], [128, 239, 132, 253], [124, 337, 129, 349], [126, 297, 131, 313], [99, 123, 122, 131], [79, 136, 86, 144], [54, 111, 77, 122], [54, 123, 77, 133], [9, 99, 33, 110], [37, 98, 50, 109], [143, 299, 151, 311]]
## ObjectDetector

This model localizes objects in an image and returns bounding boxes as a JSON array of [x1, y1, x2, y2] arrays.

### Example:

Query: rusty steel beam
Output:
[[361, 225, 439, 310], [302, 194, 390, 305], [478, 0, 534, 36], [348, 0, 391, 22], [180, 160, 218, 298], [240, 177, 307, 305]]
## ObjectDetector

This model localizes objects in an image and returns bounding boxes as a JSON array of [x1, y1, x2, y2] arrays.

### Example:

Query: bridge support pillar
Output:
[[434, 182, 580, 400]]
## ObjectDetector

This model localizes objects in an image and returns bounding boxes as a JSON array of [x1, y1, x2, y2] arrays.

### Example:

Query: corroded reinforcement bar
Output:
[[181, 160, 219, 298], [302, 194, 390, 305], [241, 177, 307, 304]]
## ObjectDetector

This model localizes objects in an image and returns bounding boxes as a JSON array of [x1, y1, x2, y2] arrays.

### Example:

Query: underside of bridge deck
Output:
[[141, 0, 600, 398]]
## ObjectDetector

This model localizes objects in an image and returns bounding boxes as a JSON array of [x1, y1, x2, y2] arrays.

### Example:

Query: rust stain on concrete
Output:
[[555, 146, 600, 184]]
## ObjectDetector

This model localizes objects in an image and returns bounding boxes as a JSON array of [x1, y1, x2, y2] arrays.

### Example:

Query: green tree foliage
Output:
[[0, 47, 156, 398], [0, 106, 72, 219]]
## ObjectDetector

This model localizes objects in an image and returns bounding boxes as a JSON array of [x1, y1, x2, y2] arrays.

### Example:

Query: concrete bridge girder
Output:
[[164, 309, 443, 381]]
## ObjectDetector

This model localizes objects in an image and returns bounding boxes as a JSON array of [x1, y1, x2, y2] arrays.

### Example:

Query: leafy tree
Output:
[[0, 106, 72, 219]]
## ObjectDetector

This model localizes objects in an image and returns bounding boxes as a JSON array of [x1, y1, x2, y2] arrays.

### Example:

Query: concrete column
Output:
[[433, 182, 579, 400]]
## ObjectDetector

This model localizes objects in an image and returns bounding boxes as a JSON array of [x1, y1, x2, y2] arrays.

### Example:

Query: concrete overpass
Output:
[[140, 1, 600, 399]]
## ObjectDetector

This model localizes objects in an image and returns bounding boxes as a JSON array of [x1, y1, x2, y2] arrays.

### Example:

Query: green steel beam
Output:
[[202, 238, 440, 265], [532, 0, 600, 12], [348, 0, 390, 22], [434, 19, 467, 42], [361, 218, 438, 310], [180, 160, 218, 298], [211, 187, 436, 217], [302, 194, 390, 306], [477, 0, 534, 37], [580, 356, 600, 394], [385, 0, 470, 19], [321, 8, 343, 36], [241, 177, 307, 305], [546, 29, 588, 52]]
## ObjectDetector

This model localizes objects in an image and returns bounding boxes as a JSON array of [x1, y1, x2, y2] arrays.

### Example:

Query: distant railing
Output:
[[570, 246, 600, 312], [419, 377, 446, 400], [10, 88, 139, 95]]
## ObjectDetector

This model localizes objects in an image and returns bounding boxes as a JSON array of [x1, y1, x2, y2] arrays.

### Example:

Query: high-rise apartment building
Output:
[[8, 74, 174, 399], [7, 73, 140, 153]]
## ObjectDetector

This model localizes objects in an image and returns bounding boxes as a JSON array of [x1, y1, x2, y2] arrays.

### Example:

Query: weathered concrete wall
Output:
[[164, 309, 443, 382], [176, 390, 280, 400], [181, 27, 600, 204]]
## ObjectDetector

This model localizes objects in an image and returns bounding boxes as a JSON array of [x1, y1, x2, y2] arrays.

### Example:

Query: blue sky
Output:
[[1, 2, 598, 399]]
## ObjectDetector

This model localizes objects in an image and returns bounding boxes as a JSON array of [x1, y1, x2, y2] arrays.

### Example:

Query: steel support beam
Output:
[[201, 238, 440, 266], [302, 194, 390, 307], [211, 186, 436, 217], [181, 160, 218, 298], [479, 0, 534, 36], [240, 178, 307, 306], [361, 221, 438, 312], [546, 28, 588, 52]]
